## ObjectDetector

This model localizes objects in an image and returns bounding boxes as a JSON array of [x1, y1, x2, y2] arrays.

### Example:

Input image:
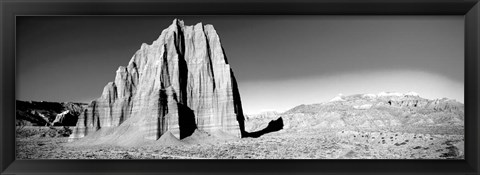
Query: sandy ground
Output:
[[16, 126, 464, 159]]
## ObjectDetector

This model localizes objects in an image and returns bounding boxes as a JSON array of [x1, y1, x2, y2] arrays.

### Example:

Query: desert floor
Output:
[[16, 126, 464, 159]]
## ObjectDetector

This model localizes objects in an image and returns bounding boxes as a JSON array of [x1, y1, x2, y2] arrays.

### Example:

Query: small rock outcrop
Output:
[[70, 19, 245, 143], [52, 110, 78, 126], [244, 117, 284, 138]]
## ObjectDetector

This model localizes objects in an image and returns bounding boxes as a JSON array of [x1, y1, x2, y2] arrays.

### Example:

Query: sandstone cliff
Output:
[[69, 19, 245, 143]]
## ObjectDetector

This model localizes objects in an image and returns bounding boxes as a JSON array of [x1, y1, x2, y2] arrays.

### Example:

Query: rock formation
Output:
[[280, 92, 464, 130], [70, 19, 245, 142], [244, 117, 283, 138], [16, 100, 87, 126], [52, 110, 78, 126]]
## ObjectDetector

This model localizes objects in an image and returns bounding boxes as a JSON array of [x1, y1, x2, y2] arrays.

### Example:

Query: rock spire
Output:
[[69, 19, 245, 142]]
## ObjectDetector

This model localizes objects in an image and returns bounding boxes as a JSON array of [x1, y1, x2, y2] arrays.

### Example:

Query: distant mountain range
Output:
[[245, 92, 463, 134], [16, 100, 88, 126]]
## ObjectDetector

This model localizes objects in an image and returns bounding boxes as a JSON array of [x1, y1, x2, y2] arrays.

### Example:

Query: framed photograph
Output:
[[1, 0, 479, 174]]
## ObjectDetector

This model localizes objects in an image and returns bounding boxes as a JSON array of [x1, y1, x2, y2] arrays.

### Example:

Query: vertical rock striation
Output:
[[70, 19, 245, 142]]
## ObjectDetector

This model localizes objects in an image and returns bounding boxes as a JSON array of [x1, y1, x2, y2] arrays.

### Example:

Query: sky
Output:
[[16, 16, 464, 114]]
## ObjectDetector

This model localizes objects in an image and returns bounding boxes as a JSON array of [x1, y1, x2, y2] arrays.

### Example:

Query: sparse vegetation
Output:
[[17, 127, 464, 159]]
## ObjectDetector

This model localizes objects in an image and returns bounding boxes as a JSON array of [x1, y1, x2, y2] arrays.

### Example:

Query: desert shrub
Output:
[[16, 126, 36, 138], [440, 146, 459, 158], [36, 126, 73, 138]]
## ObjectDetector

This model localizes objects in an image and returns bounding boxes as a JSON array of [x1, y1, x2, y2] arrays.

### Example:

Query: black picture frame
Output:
[[1, 0, 479, 174]]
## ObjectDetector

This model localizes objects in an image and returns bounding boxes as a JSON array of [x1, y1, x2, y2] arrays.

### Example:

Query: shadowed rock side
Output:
[[244, 117, 284, 138], [16, 100, 87, 126], [70, 19, 245, 144]]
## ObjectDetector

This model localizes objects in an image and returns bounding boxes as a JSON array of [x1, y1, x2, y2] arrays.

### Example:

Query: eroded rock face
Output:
[[16, 100, 87, 126], [70, 19, 245, 142], [52, 110, 78, 126], [280, 92, 464, 130]]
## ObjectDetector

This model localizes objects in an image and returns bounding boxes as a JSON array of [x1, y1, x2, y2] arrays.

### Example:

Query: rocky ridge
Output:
[[69, 19, 246, 144], [16, 100, 87, 126], [52, 110, 78, 126], [280, 92, 464, 132]]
